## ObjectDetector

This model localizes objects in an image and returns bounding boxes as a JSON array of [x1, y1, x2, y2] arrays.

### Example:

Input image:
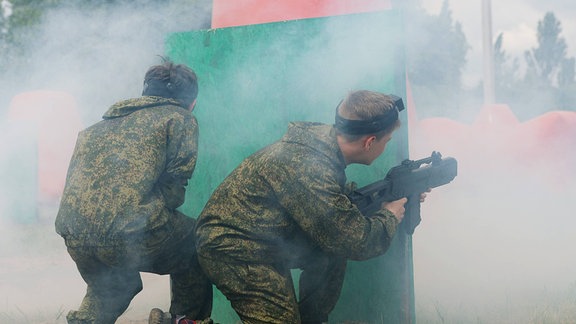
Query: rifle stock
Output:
[[348, 151, 458, 234]]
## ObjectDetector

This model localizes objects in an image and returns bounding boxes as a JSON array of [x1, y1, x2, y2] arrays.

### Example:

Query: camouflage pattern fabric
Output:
[[55, 96, 212, 323], [196, 122, 399, 323], [56, 96, 198, 237]]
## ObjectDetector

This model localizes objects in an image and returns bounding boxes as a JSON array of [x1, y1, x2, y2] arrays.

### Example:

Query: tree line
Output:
[[1, 0, 574, 120], [404, 1, 575, 120]]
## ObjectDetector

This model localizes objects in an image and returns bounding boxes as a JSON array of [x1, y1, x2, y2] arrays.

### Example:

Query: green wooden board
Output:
[[167, 9, 413, 323]]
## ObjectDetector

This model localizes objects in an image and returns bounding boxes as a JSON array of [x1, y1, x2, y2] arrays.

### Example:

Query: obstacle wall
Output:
[[167, 9, 413, 323]]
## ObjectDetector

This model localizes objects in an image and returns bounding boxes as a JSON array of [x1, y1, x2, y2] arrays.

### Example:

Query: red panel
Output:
[[212, 0, 392, 28], [409, 102, 576, 190], [8, 91, 84, 201]]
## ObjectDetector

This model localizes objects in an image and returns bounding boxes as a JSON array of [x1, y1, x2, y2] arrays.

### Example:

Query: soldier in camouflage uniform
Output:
[[196, 90, 421, 324], [55, 61, 213, 324]]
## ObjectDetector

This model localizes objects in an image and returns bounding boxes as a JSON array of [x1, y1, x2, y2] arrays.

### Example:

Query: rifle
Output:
[[347, 151, 458, 234]]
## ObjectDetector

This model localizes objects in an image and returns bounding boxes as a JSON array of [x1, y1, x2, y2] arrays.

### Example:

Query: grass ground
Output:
[[0, 217, 171, 324], [1, 206, 575, 323]]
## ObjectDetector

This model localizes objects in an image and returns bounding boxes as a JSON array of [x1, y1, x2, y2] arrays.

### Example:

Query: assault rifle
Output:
[[348, 151, 458, 234]]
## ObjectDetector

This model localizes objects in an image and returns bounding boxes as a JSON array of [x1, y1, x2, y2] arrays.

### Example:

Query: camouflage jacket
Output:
[[55, 96, 198, 242], [196, 122, 398, 264]]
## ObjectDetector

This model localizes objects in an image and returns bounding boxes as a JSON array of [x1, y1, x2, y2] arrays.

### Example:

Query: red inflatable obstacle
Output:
[[410, 102, 576, 190], [518, 111, 576, 158], [7, 91, 84, 203], [212, 0, 392, 28], [516, 110, 576, 187]]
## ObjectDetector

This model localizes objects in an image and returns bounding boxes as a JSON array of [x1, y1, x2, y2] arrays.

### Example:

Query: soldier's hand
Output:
[[382, 198, 407, 222], [420, 188, 432, 203]]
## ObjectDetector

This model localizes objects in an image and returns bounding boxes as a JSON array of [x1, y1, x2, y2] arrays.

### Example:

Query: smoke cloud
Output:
[[409, 107, 576, 322], [0, 1, 210, 322], [1, 1, 575, 323]]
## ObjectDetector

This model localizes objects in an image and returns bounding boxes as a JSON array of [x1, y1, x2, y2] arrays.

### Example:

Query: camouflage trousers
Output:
[[63, 212, 212, 324], [198, 252, 346, 324]]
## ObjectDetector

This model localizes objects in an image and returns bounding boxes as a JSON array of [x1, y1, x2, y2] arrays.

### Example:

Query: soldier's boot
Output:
[[148, 308, 214, 324]]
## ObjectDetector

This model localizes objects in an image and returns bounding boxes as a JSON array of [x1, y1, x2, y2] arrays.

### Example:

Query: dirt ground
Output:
[[0, 214, 171, 324], [3, 170, 576, 324]]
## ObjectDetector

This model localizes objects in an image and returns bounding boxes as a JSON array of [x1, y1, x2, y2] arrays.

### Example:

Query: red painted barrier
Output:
[[7, 91, 83, 202], [212, 0, 392, 28], [410, 103, 576, 190]]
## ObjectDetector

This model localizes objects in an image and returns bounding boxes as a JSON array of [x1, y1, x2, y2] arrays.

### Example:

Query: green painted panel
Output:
[[167, 9, 412, 323]]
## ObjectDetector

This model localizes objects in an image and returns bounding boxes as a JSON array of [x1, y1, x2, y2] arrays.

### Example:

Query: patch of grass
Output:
[[416, 284, 576, 324], [0, 305, 66, 324]]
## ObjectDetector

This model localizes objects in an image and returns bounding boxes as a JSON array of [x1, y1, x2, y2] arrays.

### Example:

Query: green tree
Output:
[[406, 1, 468, 87], [491, 11, 575, 117], [558, 57, 575, 87], [520, 11, 575, 113], [493, 32, 529, 106], [1, 0, 210, 74], [404, 0, 469, 118], [1, 0, 13, 50], [494, 33, 520, 93], [556, 57, 576, 111], [524, 12, 568, 87], [1, 0, 64, 73]]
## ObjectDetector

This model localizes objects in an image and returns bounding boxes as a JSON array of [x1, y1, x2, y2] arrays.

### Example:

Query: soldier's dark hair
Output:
[[142, 59, 198, 108], [335, 90, 401, 141]]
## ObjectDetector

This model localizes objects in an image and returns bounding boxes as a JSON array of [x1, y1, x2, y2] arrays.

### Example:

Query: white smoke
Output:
[[0, 1, 209, 323]]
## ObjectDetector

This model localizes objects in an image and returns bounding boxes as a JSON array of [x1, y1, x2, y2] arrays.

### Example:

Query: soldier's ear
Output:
[[188, 99, 197, 112], [363, 135, 376, 151]]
